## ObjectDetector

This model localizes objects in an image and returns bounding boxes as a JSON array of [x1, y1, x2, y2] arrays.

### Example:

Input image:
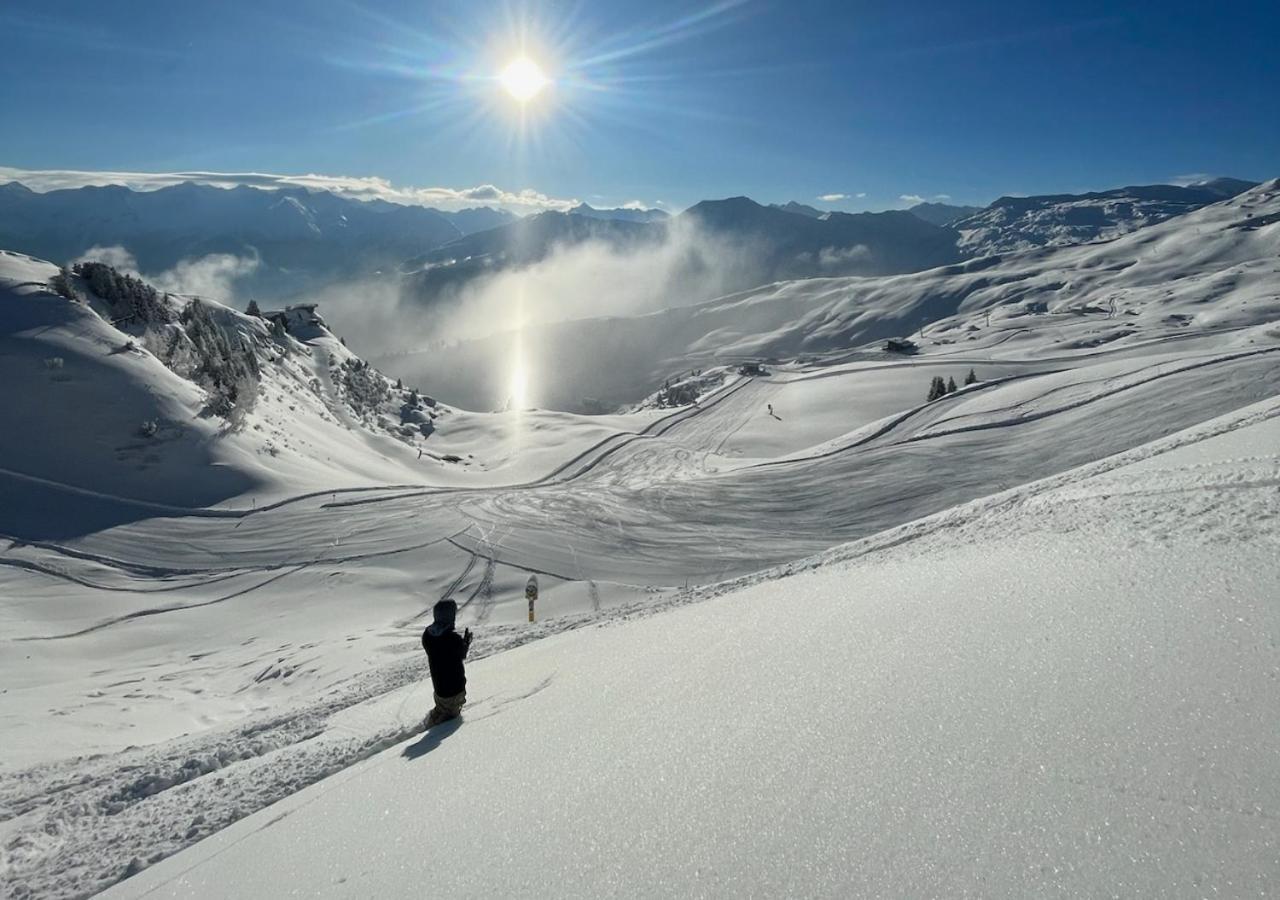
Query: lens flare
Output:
[[499, 57, 549, 102], [510, 357, 529, 409]]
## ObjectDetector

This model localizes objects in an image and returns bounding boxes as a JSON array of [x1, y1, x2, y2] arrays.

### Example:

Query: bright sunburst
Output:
[[499, 57, 549, 102]]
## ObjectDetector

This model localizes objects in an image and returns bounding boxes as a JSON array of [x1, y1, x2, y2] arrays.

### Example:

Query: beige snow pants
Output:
[[426, 690, 466, 725]]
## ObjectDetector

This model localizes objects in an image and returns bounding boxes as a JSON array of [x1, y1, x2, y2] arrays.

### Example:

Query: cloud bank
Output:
[[307, 218, 781, 411], [0, 166, 578, 213]]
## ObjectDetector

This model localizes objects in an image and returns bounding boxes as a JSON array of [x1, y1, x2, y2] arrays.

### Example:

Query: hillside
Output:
[[101, 397, 1280, 898], [0, 250, 667, 539], [952, 180, 1258, 256]]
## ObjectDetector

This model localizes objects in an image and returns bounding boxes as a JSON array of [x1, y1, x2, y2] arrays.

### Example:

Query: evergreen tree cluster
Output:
[[927, 375, 955, 401], [338, 357, 391, 418], [71, 261, 175, 326], [49, 267, 78, 301], [927, 369, 978, 401], [178, 299, 261, 418]]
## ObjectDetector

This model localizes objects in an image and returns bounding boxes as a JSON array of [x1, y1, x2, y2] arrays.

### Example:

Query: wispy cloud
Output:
[[899, 194, 927, 205], [0, 166, 577, 213], [817, 193, 848, 202], [1169, 173, 1213, 187]]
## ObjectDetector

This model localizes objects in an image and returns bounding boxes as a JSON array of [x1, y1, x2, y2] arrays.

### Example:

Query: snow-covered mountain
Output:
[[0, 251, 659, 542], [440, 204, 517, 233], [0, 181, 507, 301], [679, 195, 963, 278], [401, 196, 964, 313], [567, 202, 669, 224], [907, 199, 982, 226], [769, 200, 825, 218], [0, 252, 459, 528], [952, 179, 1258, 256]]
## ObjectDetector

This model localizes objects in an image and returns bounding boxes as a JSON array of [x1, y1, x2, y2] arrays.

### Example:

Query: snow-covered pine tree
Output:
[[71, 261, 173, 326], [49, 266, 77, 301], [927, 376, 946, 401], [965, 368, 977, 385], [946, 376, 958, 394], [182, 299, 260, 418]]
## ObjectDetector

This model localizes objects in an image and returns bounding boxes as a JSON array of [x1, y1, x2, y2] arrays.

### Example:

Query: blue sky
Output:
[[1, 0, 1277, 211]]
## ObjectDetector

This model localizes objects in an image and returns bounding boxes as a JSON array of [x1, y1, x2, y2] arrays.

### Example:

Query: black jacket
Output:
[[422, 626, 471, 697]]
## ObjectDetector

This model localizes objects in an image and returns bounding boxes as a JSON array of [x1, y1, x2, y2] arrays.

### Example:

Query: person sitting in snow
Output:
[[422, 599, 472, 727]]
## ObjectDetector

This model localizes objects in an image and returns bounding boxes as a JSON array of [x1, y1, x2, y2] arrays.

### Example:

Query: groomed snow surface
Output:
[[104, 399, 1280, 899]]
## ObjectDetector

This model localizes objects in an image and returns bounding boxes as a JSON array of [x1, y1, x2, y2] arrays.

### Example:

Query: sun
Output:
[[499, 57, 550, 102]]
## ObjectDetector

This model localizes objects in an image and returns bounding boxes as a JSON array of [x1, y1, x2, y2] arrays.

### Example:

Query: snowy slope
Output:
[[102, 398, 1280, 899], [3, 293, 1278, 897], [952, 180, 1257, 256], [0, 249, 669, 538]]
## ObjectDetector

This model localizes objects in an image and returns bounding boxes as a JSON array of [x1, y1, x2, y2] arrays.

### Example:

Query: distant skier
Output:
[[421, 599, 472, 727], [767, 403, 773, 417]]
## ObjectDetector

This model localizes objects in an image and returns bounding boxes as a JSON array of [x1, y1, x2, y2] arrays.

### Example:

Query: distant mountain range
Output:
[[906, 201, 984, 227], [384, 178, 1280, 412], [568, 203, 669, 224], [0, 175, 1261, 309], [403, 211, 663, 299], [681, 196, 962, 280], [400, 194, 966, 308], [951, 178, 1257, 255], [0, 181, 513, 299], [769, 201, 826, 218]]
